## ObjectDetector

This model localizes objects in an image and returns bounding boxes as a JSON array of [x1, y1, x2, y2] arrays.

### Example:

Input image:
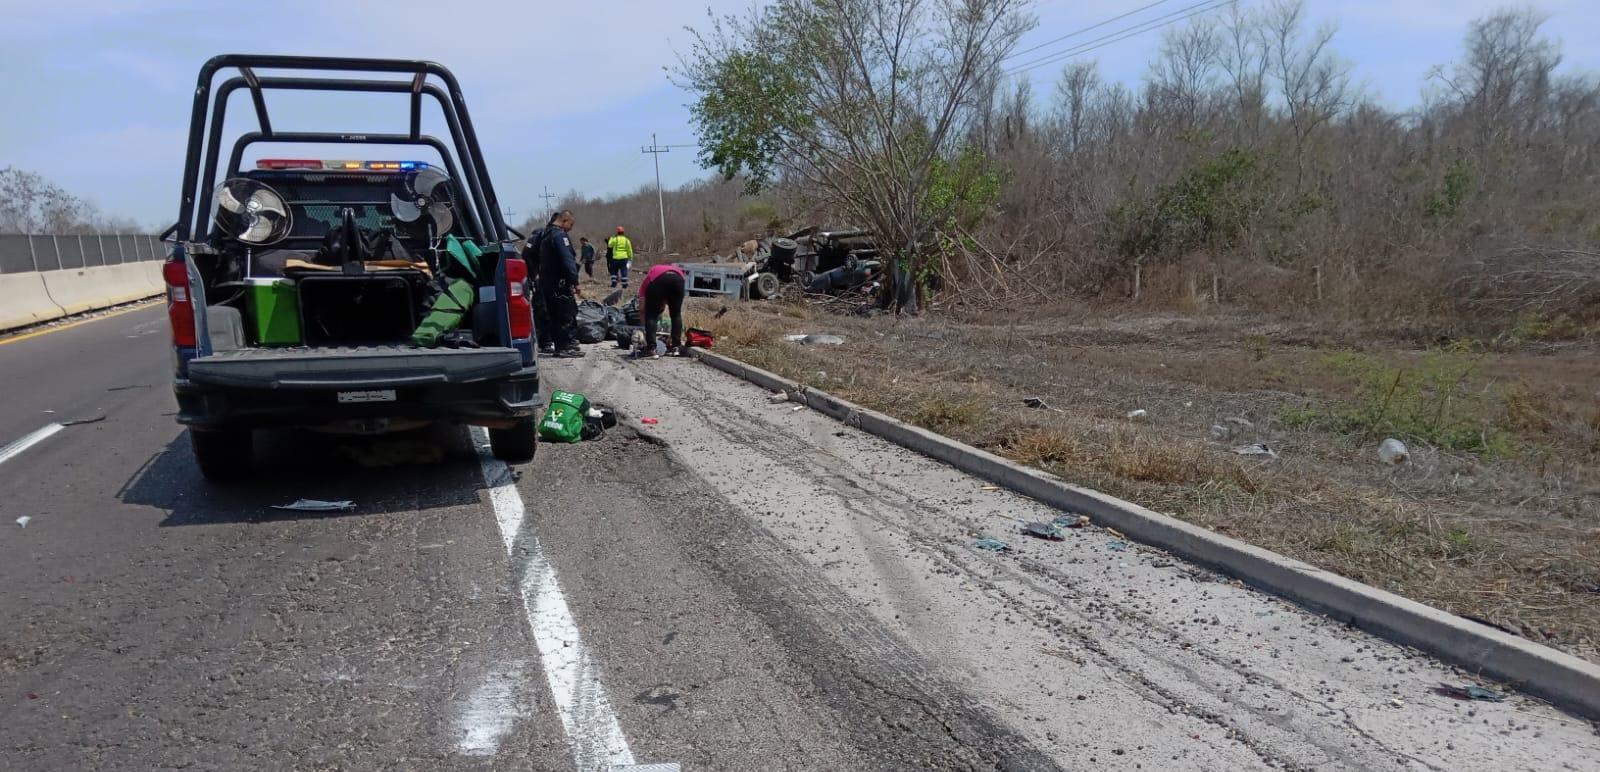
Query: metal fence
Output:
[[0, 234, 166, 275]]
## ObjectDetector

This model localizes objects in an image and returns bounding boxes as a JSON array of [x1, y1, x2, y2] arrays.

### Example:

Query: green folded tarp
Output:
[[410, 278, 476, 347], [443, 235, 483, 280]]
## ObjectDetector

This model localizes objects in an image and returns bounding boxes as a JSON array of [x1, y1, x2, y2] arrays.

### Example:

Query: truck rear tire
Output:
[[190, 427, 253, 482], [490, 417, 538, 463]]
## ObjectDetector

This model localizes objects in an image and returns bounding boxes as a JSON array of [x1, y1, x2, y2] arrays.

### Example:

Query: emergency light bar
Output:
[[254, 159, 430, 171]]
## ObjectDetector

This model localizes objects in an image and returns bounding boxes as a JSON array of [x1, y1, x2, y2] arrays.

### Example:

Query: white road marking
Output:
[[0, 423, 64, 467], [472, 427, 635, 770], [456, 659, 529, 756]]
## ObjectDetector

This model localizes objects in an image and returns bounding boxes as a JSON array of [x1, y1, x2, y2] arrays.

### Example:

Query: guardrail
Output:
[[0, 233, 166, 332]]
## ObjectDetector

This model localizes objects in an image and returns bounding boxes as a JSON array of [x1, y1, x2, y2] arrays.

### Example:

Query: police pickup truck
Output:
[[161, 55, 539, 481]]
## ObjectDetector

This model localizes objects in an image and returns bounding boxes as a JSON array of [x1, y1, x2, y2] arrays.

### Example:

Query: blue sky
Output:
[[2, 0, 1596, 229]]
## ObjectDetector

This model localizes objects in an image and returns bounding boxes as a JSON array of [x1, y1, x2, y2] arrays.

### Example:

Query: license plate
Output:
[[337, 389, 396, 404]]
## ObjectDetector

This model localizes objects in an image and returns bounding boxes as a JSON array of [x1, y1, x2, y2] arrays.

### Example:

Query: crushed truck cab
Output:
[[161, 55, 539, 480]]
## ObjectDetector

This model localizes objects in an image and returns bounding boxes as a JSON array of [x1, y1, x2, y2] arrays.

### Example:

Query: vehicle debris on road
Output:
[[1052, 514, 1091, 529], [272, 499, 356, 512], [1433, 683, 1505, 702], [973, 536, 1012, 552], [1023, 521, 1065, 541], [15, 516, 31, 528]]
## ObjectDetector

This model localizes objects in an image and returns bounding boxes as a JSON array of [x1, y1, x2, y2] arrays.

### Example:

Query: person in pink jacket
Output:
[[637, 263, 687, 357]]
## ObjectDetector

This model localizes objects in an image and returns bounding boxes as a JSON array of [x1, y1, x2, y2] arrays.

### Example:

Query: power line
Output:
[[1004, 0, 1177, 62], [1005, 0, 1234, 77]]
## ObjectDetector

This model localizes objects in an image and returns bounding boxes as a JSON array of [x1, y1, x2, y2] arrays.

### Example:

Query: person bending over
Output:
[[637, 262, 686, 358]]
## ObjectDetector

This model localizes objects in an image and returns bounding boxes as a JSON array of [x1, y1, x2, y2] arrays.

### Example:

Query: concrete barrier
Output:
[[0, 272, 66, 331], [104, 263, 163, 303], [694, 348, 1600, 720], [3, 264, 163, 332]]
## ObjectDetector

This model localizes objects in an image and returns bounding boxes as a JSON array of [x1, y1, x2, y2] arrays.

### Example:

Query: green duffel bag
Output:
[[539, 389, 590, 443]]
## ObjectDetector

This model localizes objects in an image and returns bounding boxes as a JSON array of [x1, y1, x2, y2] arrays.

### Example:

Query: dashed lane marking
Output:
[[0, 423, 64, 467], [472, 427, 636, 770]]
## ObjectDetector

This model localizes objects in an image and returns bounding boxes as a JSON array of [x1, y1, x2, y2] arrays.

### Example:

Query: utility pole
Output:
[[640, 134, 695, 252], [538, 186, 556, 214]]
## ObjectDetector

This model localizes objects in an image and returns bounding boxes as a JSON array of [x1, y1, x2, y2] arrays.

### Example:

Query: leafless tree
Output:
[[0, 167, 92, 234], [1052, 61, 1101, 156], [1431, 8, 1560, 153], [1264, 0, 1352, 192]]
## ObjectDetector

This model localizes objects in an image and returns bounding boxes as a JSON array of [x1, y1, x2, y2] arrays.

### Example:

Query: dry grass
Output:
[[697, 296, 1600, 663], [1000, 427, 1085, 466]]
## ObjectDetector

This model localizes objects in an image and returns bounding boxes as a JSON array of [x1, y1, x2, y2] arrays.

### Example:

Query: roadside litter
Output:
[[641, 417, 659, 425], [1023, 522, 1065, 541], [1107, 540, 1130, 552], [15, 516, 31, 528], [1378, 438, 1409, 465], [973, 537, 1012, 552], [785, 333, 845, 345], [273, 499, 355, 512], [59, 415, 106, 427], [1232, 443, 1278, 458], [1433, 683, 1505, 702], [1023, 397, 1058, 411], [767, 391, 789, 404], [1126, 409, 1148, 420], [1209, 424, 1231, 441]]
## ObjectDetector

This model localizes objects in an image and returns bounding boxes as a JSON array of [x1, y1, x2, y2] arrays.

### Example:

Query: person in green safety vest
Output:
[[606, 226, 634, 289]]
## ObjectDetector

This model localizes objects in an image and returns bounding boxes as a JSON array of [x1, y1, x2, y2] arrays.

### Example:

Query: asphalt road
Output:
[[1, 304, 1596, 771]]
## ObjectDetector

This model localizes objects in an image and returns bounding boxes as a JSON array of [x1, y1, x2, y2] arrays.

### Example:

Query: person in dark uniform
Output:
[[538, 210, 584, 358], [637, 262, 687, 358], [520, 228, 555, 354]]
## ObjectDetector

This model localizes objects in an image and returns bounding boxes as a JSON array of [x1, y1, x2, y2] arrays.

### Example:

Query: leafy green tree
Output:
[[677, 0, 1033, 310]]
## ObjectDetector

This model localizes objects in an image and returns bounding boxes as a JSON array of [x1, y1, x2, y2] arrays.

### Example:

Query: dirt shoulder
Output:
[[685, 294, 1600, 666]]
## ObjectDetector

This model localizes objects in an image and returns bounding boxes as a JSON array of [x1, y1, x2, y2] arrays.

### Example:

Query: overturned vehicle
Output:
[[678, 227, 883, 300]]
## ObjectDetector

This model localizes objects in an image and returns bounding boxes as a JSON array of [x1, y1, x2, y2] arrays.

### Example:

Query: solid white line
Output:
[[472, 427, 635, 770], [0, 423, 64, 467]]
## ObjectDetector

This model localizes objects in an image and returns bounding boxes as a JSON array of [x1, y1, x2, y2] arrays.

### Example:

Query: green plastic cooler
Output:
[[245, 278, 301, 345]]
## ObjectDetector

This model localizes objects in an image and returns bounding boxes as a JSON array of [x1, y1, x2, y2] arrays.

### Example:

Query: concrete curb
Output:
[[694, 348, 1600, 720]]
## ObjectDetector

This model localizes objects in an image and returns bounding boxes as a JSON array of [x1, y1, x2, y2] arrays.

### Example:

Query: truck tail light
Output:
[[162, 259, 197, 347], [504, 257, 533, 341]]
